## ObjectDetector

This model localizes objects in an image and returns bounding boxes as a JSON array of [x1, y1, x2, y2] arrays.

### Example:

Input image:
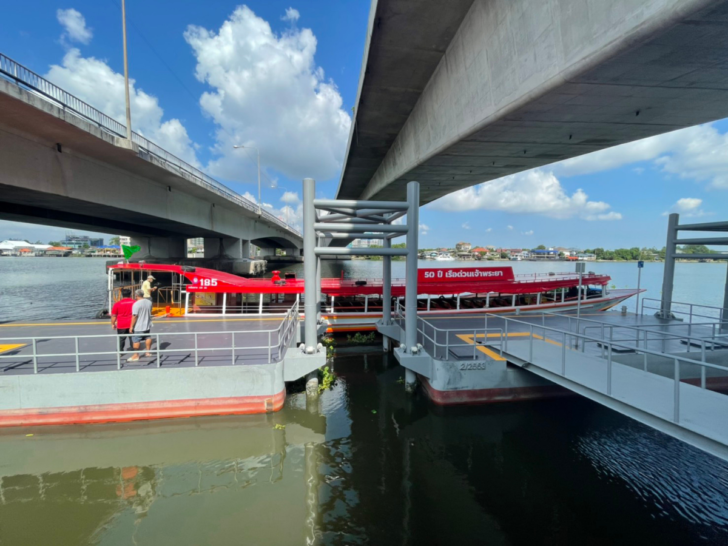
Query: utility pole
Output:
[[121, 0, 132, 141]]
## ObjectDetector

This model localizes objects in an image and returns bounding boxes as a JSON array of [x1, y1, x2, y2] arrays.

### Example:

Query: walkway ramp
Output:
[[493, 336, 728, 461]]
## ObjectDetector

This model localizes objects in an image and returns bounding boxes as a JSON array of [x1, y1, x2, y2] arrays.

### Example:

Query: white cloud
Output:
[[486, 228, 492, 233], [46, 49, 199, 166], [430, 170, 622, 221], [663, 197, 710, 218], [523, 230, 534, 235], [419, 223, 430, 235], [57, 8, 92, 45], [280, 191, 300, 204], [282, 7, 300, 22], [461, 222, 471, 230], [184, 6, 351, 182], [553, 123, 728, 191], [507, 225, 514, 230]]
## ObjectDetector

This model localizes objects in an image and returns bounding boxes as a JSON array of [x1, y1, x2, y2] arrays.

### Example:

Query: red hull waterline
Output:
[[421, 378, 574, 405], [0, 390, 286, 428]]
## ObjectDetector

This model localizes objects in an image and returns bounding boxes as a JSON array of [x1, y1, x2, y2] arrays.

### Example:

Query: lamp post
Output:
[[233, 145, 261, 215], [121, 0, 132, 141]]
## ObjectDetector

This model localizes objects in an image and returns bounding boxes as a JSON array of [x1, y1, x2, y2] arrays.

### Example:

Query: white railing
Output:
[[0, 53, 301, 238], [394, 301, 504, 361], [0, 301, 299, 373], [642, 298, 728, 325], [492, 314, 728, 425]]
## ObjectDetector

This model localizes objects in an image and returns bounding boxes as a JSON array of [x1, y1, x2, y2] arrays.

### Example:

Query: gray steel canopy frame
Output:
[[302, 178, 421, 389]]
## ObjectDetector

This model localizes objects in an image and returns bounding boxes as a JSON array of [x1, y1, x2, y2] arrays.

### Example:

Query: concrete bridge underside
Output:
[[339, 0, 728, 203], [0, 79, 302, 258]]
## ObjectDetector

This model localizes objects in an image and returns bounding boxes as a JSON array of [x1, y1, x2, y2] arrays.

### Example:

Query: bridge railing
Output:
[[0, 53, 300, 238], [0, 301, 299, 374]]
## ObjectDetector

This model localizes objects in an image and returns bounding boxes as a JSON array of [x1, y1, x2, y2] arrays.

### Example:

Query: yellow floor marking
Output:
[[456, 330, 565, 360], [0, 344, 26, 353]]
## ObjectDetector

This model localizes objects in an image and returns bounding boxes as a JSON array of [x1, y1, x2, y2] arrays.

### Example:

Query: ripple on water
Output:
[[576, 422, 728, 531]]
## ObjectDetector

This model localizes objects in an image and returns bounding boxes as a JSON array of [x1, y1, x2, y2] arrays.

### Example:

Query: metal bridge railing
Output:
[[0, 52, 301, 238], [0, 301, 300, 373], [490, 314, 728, 426]]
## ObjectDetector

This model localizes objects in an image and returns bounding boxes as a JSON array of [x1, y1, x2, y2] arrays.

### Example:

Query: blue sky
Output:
[[2, 1, 728, 249]]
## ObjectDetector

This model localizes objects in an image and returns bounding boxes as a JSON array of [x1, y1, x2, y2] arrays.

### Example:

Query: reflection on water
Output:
[[2, 354, 727, 545]]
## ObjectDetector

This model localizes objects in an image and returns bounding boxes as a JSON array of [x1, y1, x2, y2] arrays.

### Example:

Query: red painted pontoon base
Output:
[[421, 380, 573, 405], [0, 390, 286, 427]]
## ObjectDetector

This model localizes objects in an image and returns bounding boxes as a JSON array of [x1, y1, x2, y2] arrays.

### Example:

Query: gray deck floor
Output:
[[0, 315, 294, 374], [494, 336, 728, 459]]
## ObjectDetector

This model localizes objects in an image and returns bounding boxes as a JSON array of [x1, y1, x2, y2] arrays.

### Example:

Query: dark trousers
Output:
[[117, 328, 130, 352]]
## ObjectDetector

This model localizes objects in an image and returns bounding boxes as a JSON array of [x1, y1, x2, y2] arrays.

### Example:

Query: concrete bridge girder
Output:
[[0, 78, 303, 249], [339, 0, 728, 203]]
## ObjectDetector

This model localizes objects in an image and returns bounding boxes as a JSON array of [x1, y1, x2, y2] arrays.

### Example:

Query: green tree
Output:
[[109, 236, 121, 246], [536, 244, 546, 250], [48, 241, 61, 246], [500, 252, 508, 259]]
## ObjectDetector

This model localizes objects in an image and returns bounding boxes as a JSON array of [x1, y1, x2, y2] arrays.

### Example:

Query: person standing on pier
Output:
[[142, 274, 157, 302], [111, 288, 135, 353], [128, 289, 154, 363]]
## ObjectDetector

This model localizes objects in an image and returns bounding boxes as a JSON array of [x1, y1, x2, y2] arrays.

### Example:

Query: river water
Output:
[[0, 257, 727, 545]]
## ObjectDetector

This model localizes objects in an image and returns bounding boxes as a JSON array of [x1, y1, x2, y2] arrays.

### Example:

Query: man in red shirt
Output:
[[111, 288, 135, 353]]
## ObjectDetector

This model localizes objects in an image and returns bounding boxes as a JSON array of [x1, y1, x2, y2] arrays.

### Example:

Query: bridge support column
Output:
[[658, 213, 679, 319], [131, 237, 185, 259], [203, 237, 244, 259], [242, 240, 251, 259]]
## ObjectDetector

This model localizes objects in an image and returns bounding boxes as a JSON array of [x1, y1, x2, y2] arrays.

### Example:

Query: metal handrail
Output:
[[641, 298, 728, 324], [0, 301, 299, 373], [492, 314, 728, 426], [0, 53, 300, 238], [394, 301, 504, 360]]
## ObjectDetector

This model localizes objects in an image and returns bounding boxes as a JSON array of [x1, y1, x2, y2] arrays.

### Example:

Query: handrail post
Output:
[[232, 332, 236, 366], [473, 329, 477, 359], [674, 358, 680, 423], [156, 334, 161, 367], [529, 324, 533, 362], [194, 333, 199, 367], [607, 344, 612, 395], [561, 331, 566, 375], [75, 337, 80, 372], [268, 331, 272, 363], [504, 320, 509, 352], [32, 339, 38, 374]]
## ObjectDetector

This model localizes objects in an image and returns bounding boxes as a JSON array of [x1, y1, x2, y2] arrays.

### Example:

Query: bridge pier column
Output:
[[202, 237, 245, 259], [131, 237, 185, 259], [242, 240, 251, 259]]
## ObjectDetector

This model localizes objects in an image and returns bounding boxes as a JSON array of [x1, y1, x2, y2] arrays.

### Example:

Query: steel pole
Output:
[[121, 0, 132, 141], [404, 181, 419, 391], [257, 148, 261, 215], [636, 264, 642, 315], [316, 236, 322, 323], [660, 213, 679, 318], [722, 262, 728, 332], [303, 178, 317, 352]]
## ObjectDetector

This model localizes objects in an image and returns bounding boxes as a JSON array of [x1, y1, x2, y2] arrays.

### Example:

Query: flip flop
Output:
[[127, 356, 140, 362], [145, 353, 153, 357]]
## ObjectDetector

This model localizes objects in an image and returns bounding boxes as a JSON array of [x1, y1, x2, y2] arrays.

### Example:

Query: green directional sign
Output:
[[122, 245, 141, 260]]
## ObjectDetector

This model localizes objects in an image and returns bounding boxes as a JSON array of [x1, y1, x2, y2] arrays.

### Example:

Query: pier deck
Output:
[[0, 314, 297, 375]]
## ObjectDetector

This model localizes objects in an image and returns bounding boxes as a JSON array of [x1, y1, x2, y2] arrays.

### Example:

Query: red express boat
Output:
[[107, 264, 641, 333]]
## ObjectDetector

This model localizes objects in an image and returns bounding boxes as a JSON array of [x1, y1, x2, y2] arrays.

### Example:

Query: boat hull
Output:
[[323, 290, 637, 333]]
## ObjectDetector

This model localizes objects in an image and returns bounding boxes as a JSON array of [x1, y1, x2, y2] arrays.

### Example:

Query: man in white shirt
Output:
[[128, 289, 154, 363]]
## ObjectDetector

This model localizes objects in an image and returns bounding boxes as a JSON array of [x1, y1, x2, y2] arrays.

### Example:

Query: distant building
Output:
[[471, 247, 487, 254], [119, 236, 131, 246], [577, 253, 597, 261], [64, 235, 103, 249], [455, 242, 472, 252], [530, 249, 559, 260], [350, 238, 383, 249], [0, 240, 51, 256]]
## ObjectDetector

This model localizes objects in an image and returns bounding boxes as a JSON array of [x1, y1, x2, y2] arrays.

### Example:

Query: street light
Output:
[[121, 0, 132, 141], [233, 145, 261, 215]]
